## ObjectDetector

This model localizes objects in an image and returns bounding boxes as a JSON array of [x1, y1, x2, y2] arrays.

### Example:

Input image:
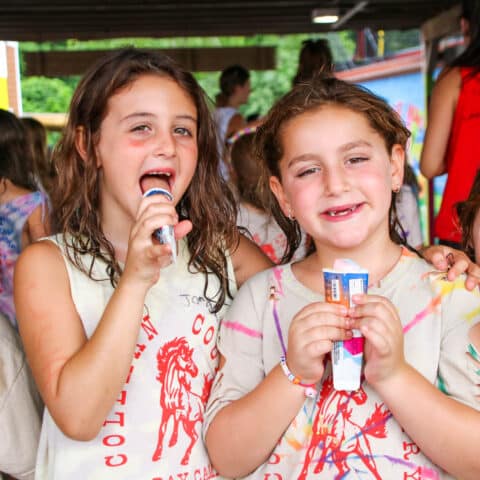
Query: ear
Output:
[[269, 175, 291, 218], [390, 144, 405, 190], [75, 126, 88, 162]]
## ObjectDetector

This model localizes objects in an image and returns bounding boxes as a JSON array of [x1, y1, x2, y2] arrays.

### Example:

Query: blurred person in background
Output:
[[420, 0, 480, 247], [0, 109, 51, 329]]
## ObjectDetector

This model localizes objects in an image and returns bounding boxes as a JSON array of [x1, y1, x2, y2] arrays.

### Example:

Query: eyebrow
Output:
[[286, 140, 374, 167], [121, 112, 197, 123], [339, 140, 373, 152], [287, 153, 320, 168]]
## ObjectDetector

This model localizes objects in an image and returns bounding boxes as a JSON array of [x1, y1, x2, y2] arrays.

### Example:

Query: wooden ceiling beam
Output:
[[23, 46, 276, 76]]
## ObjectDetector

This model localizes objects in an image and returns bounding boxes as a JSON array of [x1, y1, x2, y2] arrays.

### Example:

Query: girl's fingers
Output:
[[296, 301, 348, 319], [351, 294, 400, 326], [174, 219, 193, 240], [359, 316, 392, 355]]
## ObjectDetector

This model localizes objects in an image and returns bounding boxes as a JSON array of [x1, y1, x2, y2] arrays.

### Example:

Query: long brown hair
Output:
[[255, 74, 411, 263], [52, 48, 239, 312]]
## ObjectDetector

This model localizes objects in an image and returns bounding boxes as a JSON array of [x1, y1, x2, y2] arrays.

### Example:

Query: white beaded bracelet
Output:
[[279, 356, 317, 398]]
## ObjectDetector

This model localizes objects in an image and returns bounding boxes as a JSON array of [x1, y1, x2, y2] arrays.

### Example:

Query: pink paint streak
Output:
[[222, 320, 263, 339]]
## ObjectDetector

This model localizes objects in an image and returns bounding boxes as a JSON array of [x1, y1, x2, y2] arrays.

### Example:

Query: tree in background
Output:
[[19, 30, 418, 127]]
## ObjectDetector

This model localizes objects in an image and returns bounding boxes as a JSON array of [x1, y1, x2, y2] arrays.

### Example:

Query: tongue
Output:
[[140, 175, 170, 194]]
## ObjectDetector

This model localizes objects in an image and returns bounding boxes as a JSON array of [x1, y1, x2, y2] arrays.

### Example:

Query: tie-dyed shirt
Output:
[[205, 247, 480, 479], [0, 191, 47, 328], [237, 203, 308, 264]]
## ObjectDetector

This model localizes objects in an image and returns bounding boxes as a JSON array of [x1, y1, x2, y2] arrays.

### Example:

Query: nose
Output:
[[154, 131, 176, 158], [323, 165, 349, 196]]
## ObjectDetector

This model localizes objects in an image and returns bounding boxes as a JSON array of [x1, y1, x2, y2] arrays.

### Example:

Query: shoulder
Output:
[[15, 236, 66, 282], [433, 67, 462, 99], [231, 233, 273, 288]]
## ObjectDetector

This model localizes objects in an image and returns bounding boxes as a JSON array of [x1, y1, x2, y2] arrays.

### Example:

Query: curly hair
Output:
[[52, 48, 239, 313], [255, 74, 411, 262]]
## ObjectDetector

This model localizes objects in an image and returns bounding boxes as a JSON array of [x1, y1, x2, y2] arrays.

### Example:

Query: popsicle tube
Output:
[[323, 264, 368, 391], [143, 187, 177, 263]]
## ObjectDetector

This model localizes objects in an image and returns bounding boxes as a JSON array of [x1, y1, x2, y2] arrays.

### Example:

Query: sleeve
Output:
[[437, 277, 480, 410], [203, 273, 268, 438]]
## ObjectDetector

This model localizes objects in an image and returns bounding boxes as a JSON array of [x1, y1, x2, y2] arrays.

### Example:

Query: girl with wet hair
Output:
[[15, 47, 270, 479]]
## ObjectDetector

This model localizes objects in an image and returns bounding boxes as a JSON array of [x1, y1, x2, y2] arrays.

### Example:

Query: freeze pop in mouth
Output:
[[141, 173, 176, 263], [139, 172, 172, 195]]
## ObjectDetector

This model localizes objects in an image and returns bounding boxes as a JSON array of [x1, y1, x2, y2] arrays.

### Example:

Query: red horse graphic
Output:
[[152, 337, 212, 465], [299, 377, 390, 479]]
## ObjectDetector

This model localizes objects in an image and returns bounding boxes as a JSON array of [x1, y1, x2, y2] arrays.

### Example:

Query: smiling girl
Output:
[[14, 48, 270, 479], [204, 75, 480, 479]]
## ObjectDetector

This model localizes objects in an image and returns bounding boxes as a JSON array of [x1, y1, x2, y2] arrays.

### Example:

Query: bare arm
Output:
[[231, 233, 273, 288], [15, 194, 185, 441], [206, 359, 305, 477], [373, 364, 480, 480], [15, 241, 150, 441], [420, 67, 461, 179], [205, 293, 350, 477]]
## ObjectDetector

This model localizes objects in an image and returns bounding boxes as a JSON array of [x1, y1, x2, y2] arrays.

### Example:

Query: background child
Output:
[[457, 167, 480, 263], [204, 75, 480, 479], [14, 48, 270, 479], [229, 127, 308, 263], [214, 64, 262, 179], [21, 116, 56, 202], [420, 0, 480, 247], [292, 38, 334, 86], [0, 109, 50, 329], [395, 162, 423, 249]]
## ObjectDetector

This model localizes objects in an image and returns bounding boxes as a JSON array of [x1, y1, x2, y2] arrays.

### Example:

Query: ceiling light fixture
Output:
[[311, 8, 340, 24]]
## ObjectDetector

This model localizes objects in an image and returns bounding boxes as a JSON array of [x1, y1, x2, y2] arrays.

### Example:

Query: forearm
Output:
[[206, 364, 305, 478], [52, 277, 149, 439], [374, 363, 480, 479]]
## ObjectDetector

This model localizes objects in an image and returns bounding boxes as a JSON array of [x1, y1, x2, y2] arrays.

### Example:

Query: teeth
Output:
[[327, 206, 355, 217]]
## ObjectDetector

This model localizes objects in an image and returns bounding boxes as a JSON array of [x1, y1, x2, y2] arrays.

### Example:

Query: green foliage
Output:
[[18, 30, 417, 119], [21, 76, 75, 113]]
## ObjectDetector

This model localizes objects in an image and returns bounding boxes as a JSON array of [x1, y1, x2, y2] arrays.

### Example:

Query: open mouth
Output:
[[139, 171, 173, 194], [325, 204, 360, 217]]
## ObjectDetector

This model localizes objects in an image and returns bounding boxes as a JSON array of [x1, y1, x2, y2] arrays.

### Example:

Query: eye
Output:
[[174, 126, 193, 137], [297, 166, 320, 177], [347, 156, 368, 165], [131, 124, 151, 133]]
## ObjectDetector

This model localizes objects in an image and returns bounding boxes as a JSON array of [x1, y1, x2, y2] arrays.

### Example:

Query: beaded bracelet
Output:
[[279, 356, 317, 398]]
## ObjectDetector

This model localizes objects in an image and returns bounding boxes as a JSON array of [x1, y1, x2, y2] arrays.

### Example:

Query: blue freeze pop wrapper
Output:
[[323, 259, 368, 391], [143, 187, 176, 263]]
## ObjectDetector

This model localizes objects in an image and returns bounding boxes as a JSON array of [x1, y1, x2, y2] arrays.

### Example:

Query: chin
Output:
[[327, 233, 368, 250]]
